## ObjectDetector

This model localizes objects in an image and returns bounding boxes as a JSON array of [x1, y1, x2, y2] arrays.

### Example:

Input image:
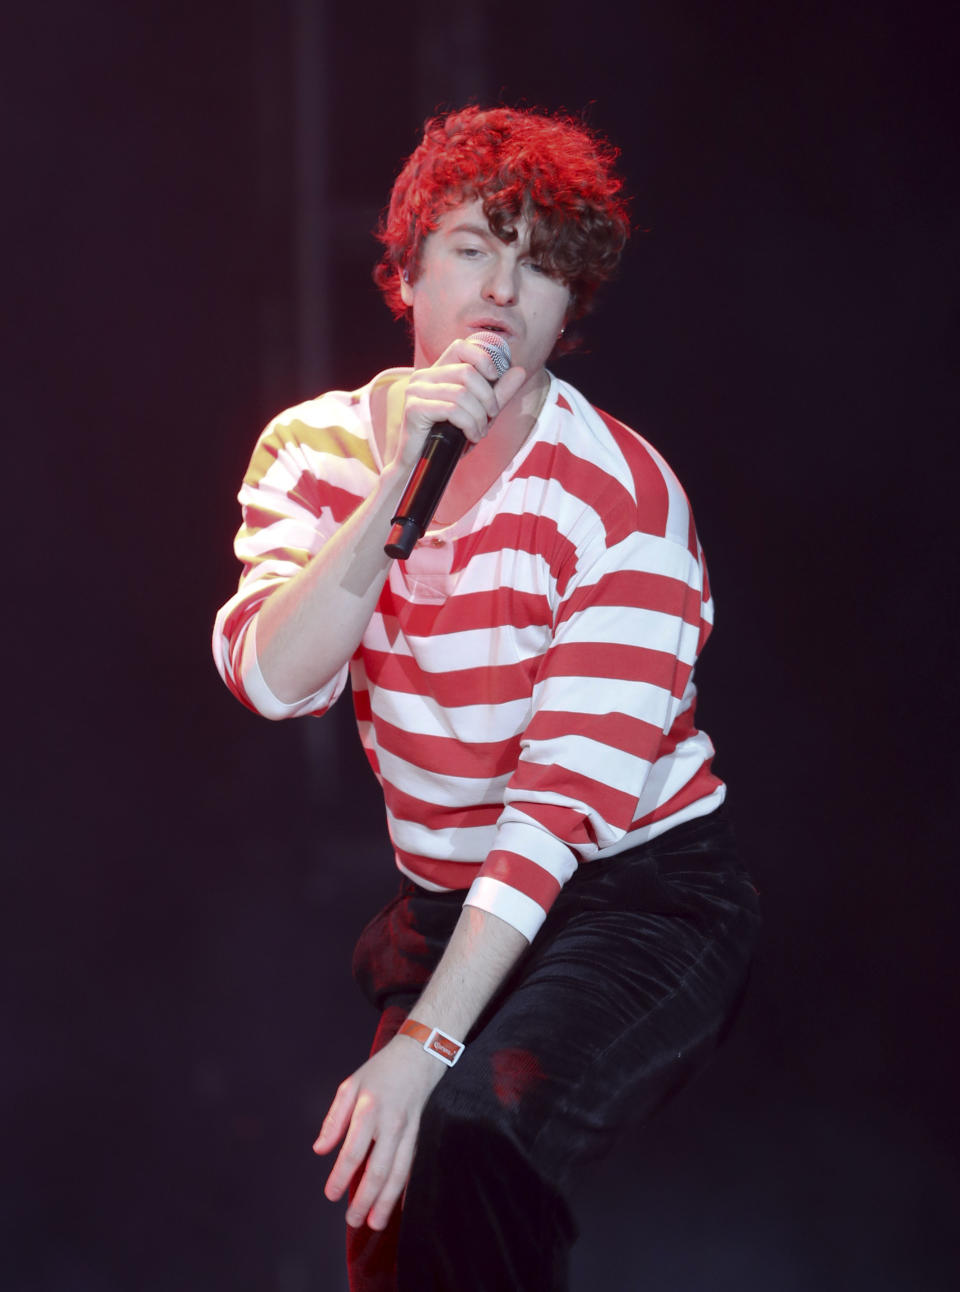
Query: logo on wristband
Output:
[[427, 1031, 462, 1064]]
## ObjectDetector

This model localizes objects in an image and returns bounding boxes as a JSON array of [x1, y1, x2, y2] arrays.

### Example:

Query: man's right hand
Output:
[[389, 336, 527, 472]]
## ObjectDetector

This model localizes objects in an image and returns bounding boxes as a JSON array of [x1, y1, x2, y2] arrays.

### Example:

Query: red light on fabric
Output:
[[491, 1047, 545, 1109]]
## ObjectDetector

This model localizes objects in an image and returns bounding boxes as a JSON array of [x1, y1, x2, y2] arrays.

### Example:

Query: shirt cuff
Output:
[[463, 876, 543, 943], [239, 616, 340, 719], [463, 818, 580, 941]]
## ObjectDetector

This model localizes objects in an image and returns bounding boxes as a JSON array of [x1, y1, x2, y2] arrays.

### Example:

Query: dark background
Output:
[[5, 1, 958, 1288]]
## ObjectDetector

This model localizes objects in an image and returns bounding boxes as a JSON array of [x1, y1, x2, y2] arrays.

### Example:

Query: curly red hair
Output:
[[373, 106, 631, 347]]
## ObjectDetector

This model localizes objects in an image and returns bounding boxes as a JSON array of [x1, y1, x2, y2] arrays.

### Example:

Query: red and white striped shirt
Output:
[[213, 372, 725, 941]]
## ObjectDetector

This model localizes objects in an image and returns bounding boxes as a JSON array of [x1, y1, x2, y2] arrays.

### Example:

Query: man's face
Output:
[[399, 198, 571, 379]]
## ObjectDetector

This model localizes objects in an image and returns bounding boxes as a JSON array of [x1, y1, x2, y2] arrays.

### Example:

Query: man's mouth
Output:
[[470, 320, 513, 337]]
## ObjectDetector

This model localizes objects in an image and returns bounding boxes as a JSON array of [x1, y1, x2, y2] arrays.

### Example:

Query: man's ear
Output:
[[399, 267, 414, 307]]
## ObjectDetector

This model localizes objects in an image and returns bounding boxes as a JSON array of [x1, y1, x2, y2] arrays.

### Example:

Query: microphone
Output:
[[384, 331, 512, 560]]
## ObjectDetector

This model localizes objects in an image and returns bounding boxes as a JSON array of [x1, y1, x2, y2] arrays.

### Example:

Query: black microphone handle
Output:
[[384, 423, 466, 560]]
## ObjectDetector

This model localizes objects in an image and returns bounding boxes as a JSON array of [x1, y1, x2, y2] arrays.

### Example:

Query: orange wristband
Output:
[[398, 1018, 465, 1067]]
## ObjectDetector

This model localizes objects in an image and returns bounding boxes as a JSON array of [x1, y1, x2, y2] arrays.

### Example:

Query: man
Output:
[[213, 106, 759, 1291]]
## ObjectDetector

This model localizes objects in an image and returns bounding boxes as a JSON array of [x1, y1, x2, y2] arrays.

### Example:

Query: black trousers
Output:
[[347, 806, 761, 1292]]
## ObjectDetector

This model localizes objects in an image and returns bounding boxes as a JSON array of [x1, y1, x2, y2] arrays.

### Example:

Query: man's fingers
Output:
[[407, 387, 496, 441], [322, 1096, 418, 1226], [407, 368, 501, 427], [341, 1104, 411, 1226], [313, 1078, 357, 1155], [494, 365, 527, 410], [447, 335, 510, 384], [404, 361, 528, 449], [364, 1123, 419, 1231], [344, 1129, 400, 1228], [324, 1113, 375, 1203]]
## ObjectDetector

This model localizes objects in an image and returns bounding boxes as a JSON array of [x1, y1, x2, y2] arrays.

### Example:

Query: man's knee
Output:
[[416, 1068, 507, 1162], [401, 1092, 576, 1291]]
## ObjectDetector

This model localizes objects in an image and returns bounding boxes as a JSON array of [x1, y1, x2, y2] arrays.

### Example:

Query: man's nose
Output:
[[482, 258, 518, 306]]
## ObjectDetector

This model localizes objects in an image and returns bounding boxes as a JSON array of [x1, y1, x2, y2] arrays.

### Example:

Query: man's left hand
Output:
[[313, 1033, 446, 1230]]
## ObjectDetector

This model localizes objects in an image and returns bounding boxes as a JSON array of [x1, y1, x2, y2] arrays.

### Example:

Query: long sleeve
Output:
[[212, 392, 380, 718], [463, 516, 719, 940]]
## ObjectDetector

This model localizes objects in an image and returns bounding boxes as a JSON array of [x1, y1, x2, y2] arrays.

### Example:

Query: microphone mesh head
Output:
[[467, 330, 512, 376]]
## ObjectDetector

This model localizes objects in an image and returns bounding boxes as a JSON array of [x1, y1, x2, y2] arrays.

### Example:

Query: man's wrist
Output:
[[398, 1018, 465, 1067]]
